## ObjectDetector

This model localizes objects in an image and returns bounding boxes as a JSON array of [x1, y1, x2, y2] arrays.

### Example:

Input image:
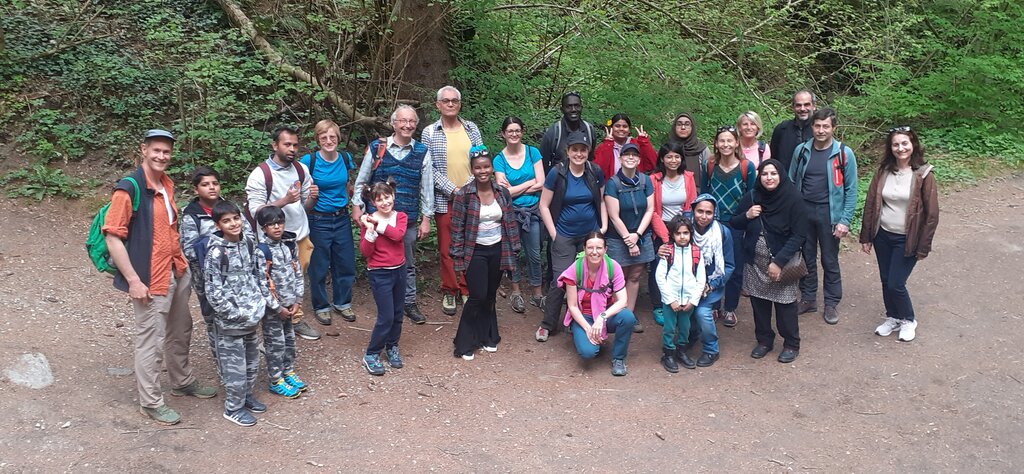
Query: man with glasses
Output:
[[420, 86, 484, 318], [770, 89, 816, 172], [788, 108, 858, 325], [353, 105, 435, 323], [539, 91, 599, 172]]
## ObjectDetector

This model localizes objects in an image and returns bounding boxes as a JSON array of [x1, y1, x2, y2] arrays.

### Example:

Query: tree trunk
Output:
[[390, 0, 453, 100], [213, 0, 385, 129]]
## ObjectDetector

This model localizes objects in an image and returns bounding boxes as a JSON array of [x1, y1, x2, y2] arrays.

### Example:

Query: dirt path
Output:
[[1, 174, 1022, 472]]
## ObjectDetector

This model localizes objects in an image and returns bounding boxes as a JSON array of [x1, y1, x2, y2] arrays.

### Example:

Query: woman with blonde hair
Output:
[[736, 111, 771, 168]]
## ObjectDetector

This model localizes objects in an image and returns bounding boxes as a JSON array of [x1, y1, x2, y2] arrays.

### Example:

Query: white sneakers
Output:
[[897, 320, 917, 342], [874, 317, 901, 337], [875, 317, 917, 342]]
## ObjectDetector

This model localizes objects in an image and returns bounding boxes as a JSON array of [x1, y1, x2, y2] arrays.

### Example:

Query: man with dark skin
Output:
[[539, 92, 599, 172], [769, 89, 816, 172]]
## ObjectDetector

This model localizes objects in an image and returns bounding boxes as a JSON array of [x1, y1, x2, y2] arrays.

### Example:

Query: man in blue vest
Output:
[[352, 105, 435, 323], [789, 108, 858, 325]]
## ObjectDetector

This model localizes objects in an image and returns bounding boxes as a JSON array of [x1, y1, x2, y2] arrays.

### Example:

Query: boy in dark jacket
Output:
[[205, 201, 270, 427]]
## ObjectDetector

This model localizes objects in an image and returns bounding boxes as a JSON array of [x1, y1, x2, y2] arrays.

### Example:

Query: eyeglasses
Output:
[[394, 118, 417, 125], [675, 121, 693, 128], [716, 126, 736, 133], [504, 129, 523, 135], [262, 222, 284, 228], [887, 126, 912, 134], [439, 98, 461, 106]]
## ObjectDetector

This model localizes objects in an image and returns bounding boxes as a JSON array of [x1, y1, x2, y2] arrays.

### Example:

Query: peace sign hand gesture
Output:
[[635, 125, 648, 139], [604, 125, 614, 141]]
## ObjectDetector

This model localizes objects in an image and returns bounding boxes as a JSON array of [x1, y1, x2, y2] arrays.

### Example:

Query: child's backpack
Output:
[[665, 243, 702, 275], [192, 235, 258, 285], [573, 251, 615, 298], [255, 239, 298, 302], [86, 177, 140, 274]]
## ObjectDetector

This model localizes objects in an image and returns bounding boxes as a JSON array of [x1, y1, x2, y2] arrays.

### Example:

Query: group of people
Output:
[[98, 87, 939, 427]]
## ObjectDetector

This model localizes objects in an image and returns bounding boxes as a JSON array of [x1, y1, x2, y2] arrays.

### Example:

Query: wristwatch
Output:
[[598, 312, 608, 321]]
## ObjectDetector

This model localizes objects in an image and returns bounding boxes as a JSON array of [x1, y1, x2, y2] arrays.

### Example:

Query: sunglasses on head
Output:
[[716, 126, 736, 133], [887, 125, 912, 134]]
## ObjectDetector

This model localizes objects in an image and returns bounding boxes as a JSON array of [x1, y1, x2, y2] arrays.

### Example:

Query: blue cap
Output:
[[143, 129, 175, 142]]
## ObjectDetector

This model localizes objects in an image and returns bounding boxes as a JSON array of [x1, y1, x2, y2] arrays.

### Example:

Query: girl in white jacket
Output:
[[655, 215, 706, 373]]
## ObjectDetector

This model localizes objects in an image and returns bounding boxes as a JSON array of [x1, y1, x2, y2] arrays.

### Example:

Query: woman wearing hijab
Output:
[[666, 113, 710, 189], [731, 159, 808, 363]]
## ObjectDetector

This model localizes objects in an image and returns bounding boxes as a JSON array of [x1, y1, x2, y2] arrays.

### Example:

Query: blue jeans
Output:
[[691, 288, 723, 354], [661, 304, 693, 350], [366, 267, 407, 354], [569, 309, 637, 361], [511, 212, 542, 287], [721, 223, 744, 312], [873, 228, 918, 321], [307, 212, 355, 312]]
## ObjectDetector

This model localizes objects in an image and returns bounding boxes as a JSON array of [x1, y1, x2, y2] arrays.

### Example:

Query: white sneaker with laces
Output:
[[898, 319, 917, 342], [482, 345, 497, 353], [461, 353, 475, 361], [875, 317, 901, 337]]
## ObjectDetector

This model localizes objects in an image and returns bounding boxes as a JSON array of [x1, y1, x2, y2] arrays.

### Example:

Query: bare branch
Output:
[[213, 0, 386, 129]]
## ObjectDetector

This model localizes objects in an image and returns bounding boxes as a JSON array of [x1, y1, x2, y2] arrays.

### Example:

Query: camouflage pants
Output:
[[261, 311, 295, 381], [214, 329, 259, 412], [196, 292, 217, 361]]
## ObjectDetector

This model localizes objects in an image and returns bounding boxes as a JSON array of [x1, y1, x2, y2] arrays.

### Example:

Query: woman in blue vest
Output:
[[301, 120, 357, 327], [603, 143, 655, 333]]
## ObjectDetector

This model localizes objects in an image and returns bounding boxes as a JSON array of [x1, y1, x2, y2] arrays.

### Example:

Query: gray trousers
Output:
[[261, 311, 295, 381], [403, 225, 418, 305], [214, 328, 259, 412], [800, 201, 843, 307]]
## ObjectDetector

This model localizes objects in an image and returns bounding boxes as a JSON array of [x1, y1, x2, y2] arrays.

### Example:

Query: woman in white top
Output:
[[859, 126, 939, 342], [450, 147, 521, 359]]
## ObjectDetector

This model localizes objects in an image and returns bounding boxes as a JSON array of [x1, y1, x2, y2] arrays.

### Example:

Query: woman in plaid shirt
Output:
[[450, 147, 522, 360]]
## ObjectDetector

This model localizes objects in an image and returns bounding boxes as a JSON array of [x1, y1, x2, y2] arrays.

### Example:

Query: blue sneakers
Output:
[[244, 394, 267, 413], [223, 408, 257, 427], [283, 371, 308, 392], [269, 378, 300, 399], [385, 346, 403, 369], [363, 354, 386, 376]]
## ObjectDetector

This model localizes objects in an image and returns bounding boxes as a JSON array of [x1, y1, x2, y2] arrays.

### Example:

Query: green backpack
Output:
[[573, 251, 615, 296], [86, 177, 140, 273]]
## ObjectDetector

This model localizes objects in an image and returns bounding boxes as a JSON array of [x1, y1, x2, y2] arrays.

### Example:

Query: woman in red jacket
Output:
[[647, 141, 697, 325], [594, 113, 657, 179]]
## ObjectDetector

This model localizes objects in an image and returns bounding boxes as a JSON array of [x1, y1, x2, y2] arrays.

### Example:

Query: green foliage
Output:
[[1, 164, 87, 200]]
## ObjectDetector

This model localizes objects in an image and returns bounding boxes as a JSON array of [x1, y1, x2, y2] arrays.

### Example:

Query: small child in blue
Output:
[[204, 201, 271, 427], [255, 205, 307, 398], [654, 215, 706, 373]]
